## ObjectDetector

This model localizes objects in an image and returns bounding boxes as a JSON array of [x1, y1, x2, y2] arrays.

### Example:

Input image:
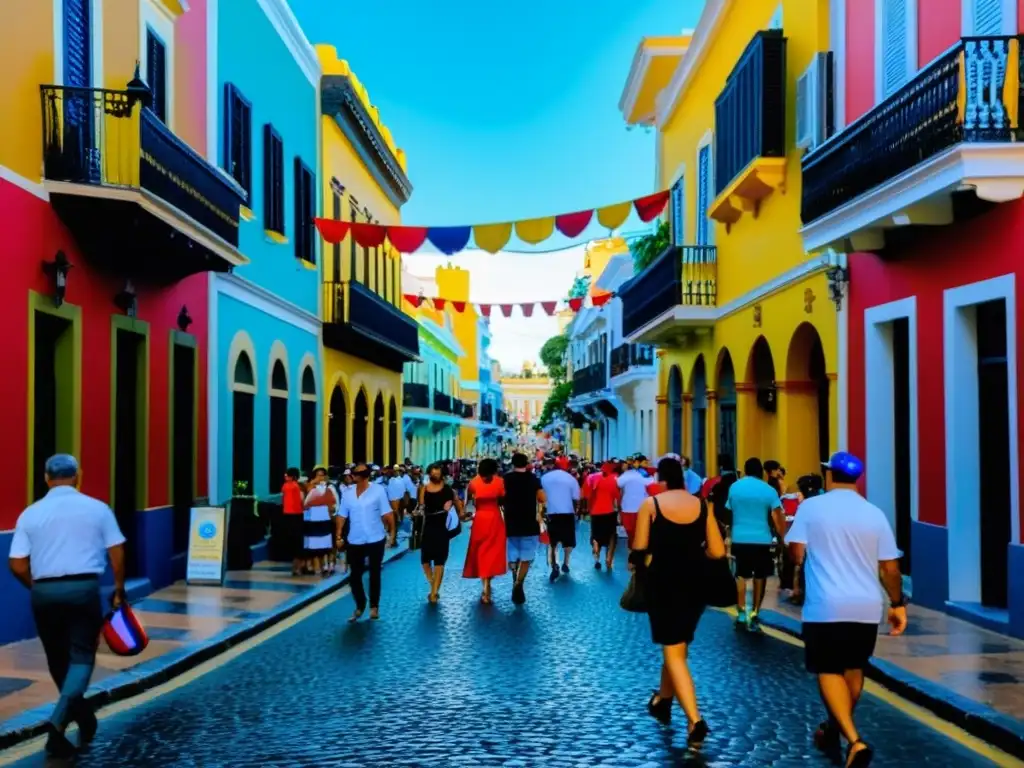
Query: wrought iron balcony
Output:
[[610, 343, 655, 377], [323, 281, 419, 372], [481, 403, 494, 423], [620, 245, 717, 339], [40, 83, 246, 281], [403, 382, 429, 409], [572, 363, 608, 397], [497, 410, 509, 427], [801, 35, 1024, 251], [433, 391, 453, 413], [453, 397, 464, 417]]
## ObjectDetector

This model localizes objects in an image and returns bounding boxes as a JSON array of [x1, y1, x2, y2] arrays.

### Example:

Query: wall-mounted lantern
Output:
[[42, 250, 72, 307], [114, 280, 137, 317], [177, 305, 193, 332], [826, 265, 850, 311]]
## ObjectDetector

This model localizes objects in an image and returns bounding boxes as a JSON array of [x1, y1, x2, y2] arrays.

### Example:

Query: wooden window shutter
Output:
[[882, 0, 909, 98]]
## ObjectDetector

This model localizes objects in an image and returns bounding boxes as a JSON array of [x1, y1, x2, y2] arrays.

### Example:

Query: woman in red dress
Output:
[[463, 458, 507, 604]]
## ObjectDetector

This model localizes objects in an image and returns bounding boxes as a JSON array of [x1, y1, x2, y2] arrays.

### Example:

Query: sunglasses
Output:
[[353, 469, 371, 478]]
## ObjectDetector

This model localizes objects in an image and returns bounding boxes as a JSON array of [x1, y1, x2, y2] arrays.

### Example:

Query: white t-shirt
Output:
[[540, 469, 579, 515], [787, 489, 902, 624], [386, 476, 408, 502], [617, 469, 649, 513], [340, 483, 392, 545]]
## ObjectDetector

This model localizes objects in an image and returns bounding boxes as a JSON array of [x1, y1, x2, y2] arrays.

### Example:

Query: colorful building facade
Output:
[[0, 0, 244, 641], [801, 0, 1024, 635], [618, 0, 838, 483], [317, 46, 418, 470], [501, 365, 553, 434], [474, 321, 507, 455]]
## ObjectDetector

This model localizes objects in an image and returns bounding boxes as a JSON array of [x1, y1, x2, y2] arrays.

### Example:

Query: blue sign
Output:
[[198, 522, 217, 539]]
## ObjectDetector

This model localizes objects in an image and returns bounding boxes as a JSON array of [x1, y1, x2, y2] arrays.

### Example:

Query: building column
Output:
[[735, 382, 758, 470], [656, 394, 668, 456], [827, 372, 839, 455], [705, 390, 718, 477], [682, 394, 694, 459], [777, 379, 821, 480]]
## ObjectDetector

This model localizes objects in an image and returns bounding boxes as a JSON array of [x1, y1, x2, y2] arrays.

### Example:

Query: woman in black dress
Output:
[[418, 463, 463, 603], [631, 457, 726, 747]]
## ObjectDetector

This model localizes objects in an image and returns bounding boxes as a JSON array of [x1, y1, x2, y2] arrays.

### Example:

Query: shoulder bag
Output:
[[701, 499, 736, 608], [445, 489, 462, 539]]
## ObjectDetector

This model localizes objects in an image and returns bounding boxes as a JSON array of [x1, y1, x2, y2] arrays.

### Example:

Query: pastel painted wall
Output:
[[844, 0, 875, 124], [174, 0, 209, 157], [918, 0, 960, 67], [217, 0, 319, 309], [322, 348, 401, 465]]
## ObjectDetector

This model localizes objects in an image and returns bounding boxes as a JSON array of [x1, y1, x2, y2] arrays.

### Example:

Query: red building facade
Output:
[[802, 0, 1024, 636]]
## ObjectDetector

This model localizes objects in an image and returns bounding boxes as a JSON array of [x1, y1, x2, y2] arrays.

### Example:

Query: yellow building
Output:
[[435, 266, 481, 456], [502, 363, 554, 434], [618, 2, 838, 481], [317, 46, 419, 467]]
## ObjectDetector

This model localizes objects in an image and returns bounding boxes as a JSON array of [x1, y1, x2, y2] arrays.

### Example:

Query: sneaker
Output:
[[549, 567, 559, 583], [735, 610, 748, 629], [748, 613, 763, 633], [561, 563, 570, 574], [512, 582, 526, 605]]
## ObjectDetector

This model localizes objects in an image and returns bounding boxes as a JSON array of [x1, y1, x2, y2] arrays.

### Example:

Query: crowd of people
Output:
[[8, 446, 907, 766]]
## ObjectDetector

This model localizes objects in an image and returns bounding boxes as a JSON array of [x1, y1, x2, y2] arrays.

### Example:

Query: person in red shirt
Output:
[[589, 462, 621, 570], [281, 468, 306, 576]]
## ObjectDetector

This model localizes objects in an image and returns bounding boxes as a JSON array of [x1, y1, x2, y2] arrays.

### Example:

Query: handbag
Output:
[[700, 500, 736, 608], [620, 568, 648, 613], [445, 506, 462, 539], [102, 602, 149, 657]]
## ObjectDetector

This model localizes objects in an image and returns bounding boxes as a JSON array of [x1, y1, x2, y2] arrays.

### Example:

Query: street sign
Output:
[[186, 506, 229, 585]]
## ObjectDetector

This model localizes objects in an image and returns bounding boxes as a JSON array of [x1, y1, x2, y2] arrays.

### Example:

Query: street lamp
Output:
[[42, 250, 71, 307], [825, 265, 850, 311]]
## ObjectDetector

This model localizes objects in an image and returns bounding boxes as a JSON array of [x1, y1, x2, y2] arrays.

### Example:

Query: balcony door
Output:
[[171, 339, 196, 556], [268, 361, 288, 494], [113, 327, 147, 577], [372, 393, 385, 466], [691, 356, 708, 476], [667, 366, 683, 455], [328, 386, 347, 467], [300, 367, 317, 473], [62, 0, 97, 182]]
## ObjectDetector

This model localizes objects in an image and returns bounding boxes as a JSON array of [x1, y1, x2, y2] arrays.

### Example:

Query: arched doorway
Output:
[[328, 385, 347, 468], [231, 352, 255, 492], [352, 389, 368, 462], [717, 350, 737, 471], [668, 366, 683, 455], [268, 359, 288, 494], [690, 356, 708, 476], [372, 393, 385, 466], [300, 367, 317, 472], [785, 323, 830, 465], [388, 397, 398, 466], [745, 336, 778, 461]]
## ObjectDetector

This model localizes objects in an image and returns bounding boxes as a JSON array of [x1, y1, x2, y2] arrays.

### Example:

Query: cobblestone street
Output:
[[4, 529, 1010, 766]]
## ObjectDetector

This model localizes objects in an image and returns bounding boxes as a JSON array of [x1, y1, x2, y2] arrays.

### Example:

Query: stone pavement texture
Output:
[[1, 526, 1011, 767]]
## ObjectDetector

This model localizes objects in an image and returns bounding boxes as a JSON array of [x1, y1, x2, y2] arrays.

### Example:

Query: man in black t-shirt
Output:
[[503, 452, 545, 605]]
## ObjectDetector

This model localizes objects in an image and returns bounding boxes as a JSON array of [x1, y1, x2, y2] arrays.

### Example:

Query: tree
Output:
[[537, 380, 572, 428], [568, 275, 591, 299], [630, 220, 670, 273], [539, 333, 568, 382]]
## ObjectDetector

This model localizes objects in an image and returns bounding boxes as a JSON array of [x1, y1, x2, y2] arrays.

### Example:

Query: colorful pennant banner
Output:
[[403, 291, 614, 317], [313, 190, 670, 256]]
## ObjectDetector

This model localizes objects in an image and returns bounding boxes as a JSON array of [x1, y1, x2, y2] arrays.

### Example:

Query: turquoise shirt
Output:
[[725, 476, 782, 545]]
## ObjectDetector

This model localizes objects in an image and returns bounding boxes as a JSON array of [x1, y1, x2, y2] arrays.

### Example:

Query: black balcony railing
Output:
[[714, 30, 787, 195], [572, 363, 608, 396], [610, 343, 655, 377], [461, 401, 474, 419], [433, 391, 453, 413], [403, 382, 429, 408], [619, 245, 717, 338], [497, 410, 509, 427], [802, 36, 1022, 225], [453, 398, 464, 417], [39, 84, 246, 279], [481, 403, 494, 423], [323, 281, 419, 371]]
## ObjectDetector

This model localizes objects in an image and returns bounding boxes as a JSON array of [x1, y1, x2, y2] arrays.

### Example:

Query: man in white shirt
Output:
[[337, 463, 396, 621], [540, 458, 580, 581], [617, 463, 650, 550], [788, 451, 907, 766], [680, 456, 703, 495], [7, 454, 126, 758]]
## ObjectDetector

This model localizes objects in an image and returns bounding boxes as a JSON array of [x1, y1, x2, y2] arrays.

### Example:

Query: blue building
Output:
[[209, 0, 322, 503]]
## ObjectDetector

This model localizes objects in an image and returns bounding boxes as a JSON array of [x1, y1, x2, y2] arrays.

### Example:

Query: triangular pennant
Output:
[[403, 293, 424, 308], [478, 304, 492, 317], [499, 304, 514, 317], [591, 292, 613, 307], [568, 297, 584, 312], [386, 226, 429, 253], [433, 298, 447, 310], [451, 301, 467, 313], [555, 209, 594, 238], [540, 301, 558, 315], [351, 222, 388, 248], [520, 303, 535, 317], [314, 218, 351, 244], [633, 190, 671, 222]]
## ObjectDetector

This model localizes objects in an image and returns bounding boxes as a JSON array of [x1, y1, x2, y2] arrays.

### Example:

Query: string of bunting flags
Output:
[[403, 291, 614, 317], [313, 190, 670, 255]]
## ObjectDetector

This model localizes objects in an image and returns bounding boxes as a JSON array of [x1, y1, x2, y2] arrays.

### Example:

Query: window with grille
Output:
[[146, 29, 167, 123], [670, 178, 685, 246], [263, 125, 284, 234], [294, 158, 315, 263], [882, 0, 909, 98], [223, 84, 252, 203], [696, 145, 712, 246]]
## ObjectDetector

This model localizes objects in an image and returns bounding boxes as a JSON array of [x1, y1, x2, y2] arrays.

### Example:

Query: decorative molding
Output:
[[619, 40, 690, 124], [254, 0, 320, 87], [655, 0, 729, 127], [214, 273, 319, 337]]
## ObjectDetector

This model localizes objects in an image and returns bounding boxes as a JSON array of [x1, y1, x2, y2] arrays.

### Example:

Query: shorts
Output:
[[620, 512, 638, 548], [803, 622, 878, 674], [590, 513, 617, 546], [546, 514, 577, 549], [507, 535, 539, 563], [732, 543, 775, 579]]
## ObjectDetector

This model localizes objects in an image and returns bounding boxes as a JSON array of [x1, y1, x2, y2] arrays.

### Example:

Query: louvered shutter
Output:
[[263, 125, 274, 229], [671, 180, 684, 246], [63, 0, 91, 88], [882, 0, 908, 98], [146, 31, 167, 122], [274, 135, 284, 234], [974, 0, 1003, 34], [294, 157, 303, 261], [697, 146, 711, 246]]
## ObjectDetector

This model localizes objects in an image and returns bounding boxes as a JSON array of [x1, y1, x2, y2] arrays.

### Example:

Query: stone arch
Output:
[[226, 330, 257, 394], [745, 335, 777, 389], [667, 365, 683, 455], [785, 322, 831, 469], [301, 366, 317, 397], [267, 340, 289, 394]]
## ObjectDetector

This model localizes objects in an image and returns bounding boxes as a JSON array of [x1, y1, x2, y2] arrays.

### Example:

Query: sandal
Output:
[[646, 692, 671, 725], [687, 719, 709, 748], [369, 608, 380, 620], [347, 610, 363, 624], [814, 720, 841, 758], [846, 740, 873, 767]]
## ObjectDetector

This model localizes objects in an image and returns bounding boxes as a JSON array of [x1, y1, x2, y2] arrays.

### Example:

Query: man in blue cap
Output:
[[787, 451, 908, 768]]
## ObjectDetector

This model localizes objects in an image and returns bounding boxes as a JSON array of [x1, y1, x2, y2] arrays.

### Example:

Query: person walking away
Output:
[[281, 468, 306, 576], [503, 452, 545, 604], [788, 452, 907, 768], [631, 457, 726, 747], [540, 458, 580, 581], [337, 463, 395, 622], [304, 467, 338, 576], [589, 462, 620, 570], [764, 460, 793, 593], [386, 465, 409, 546], [726, 458, 786, 632], [680, 456, 703, 495], [7, 454, 126, 758], [617, 461, 650, 552], [463, 458, 507, 604], [418, 463, 462, 603]]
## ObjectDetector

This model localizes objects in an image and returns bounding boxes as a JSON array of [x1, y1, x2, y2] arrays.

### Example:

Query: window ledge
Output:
[[708, 156, 787, 231], [240, 206, 256, 222], [297, 258, 317, 271], [264, 230, 289, 245]]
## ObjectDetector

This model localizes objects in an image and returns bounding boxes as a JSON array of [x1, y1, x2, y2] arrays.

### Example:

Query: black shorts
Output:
[[590, 514, 617, 546], [732, 543, 775, 579], [547, 515, 577, 548], [803, 622, 878, 674]]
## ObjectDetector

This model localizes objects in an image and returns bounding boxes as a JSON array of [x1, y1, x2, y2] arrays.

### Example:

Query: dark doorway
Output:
[[891, 318, 913, 575], [807, 332, 830, 463], [388, 397, 398, 466], [33, 312, 75, 501], [171, 342, 195, 556], [300, 367, 317, 473], [113, 329, 145, 576], [718, 353, 737, 470], [750, 337, 777, 413], [373, 393, 385, 466], [352, 390, 368, 462], [268, 361, 288, 494], [668, 366, 683, 455], [328, 387, 346, 468], [232, 353, 255, 493], [977, 300, 1011, 608], [691, 357, 707, 476]]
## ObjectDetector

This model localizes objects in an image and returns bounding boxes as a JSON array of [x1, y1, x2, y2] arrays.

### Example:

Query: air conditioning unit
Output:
[[796, 52, 835, 151]]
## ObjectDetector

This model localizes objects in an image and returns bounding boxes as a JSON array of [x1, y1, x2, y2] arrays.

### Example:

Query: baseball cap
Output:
[[821, 451, 864, 480]]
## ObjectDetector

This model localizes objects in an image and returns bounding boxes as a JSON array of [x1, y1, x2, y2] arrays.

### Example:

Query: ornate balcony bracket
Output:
[[709, 157, 787, 231]]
